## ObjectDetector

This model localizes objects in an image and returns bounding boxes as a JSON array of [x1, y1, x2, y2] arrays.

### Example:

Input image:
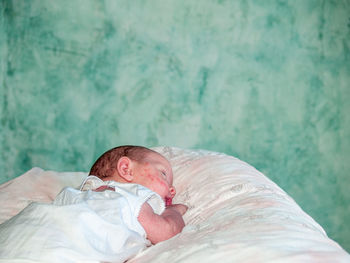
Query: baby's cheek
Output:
[[142, 171, 155, 182], [152, 176, 167, 186]]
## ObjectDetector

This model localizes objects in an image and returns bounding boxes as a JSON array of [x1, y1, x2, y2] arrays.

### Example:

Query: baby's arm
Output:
[[138, 202, 188, 244]]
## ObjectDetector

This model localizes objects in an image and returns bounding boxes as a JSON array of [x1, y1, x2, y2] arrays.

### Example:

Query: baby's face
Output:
[[133, 152, 175, 204]]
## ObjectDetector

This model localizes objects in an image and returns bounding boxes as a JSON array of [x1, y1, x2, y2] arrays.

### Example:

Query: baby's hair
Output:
[[89, 145, 157, 179]]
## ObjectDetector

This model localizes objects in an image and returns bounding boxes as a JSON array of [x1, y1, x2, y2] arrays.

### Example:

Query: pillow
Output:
[[129, 147, 350, 262], [0, 167, 87, 224]]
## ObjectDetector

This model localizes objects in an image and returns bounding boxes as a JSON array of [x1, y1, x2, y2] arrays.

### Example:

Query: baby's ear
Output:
[[117, 157, 134, 182]]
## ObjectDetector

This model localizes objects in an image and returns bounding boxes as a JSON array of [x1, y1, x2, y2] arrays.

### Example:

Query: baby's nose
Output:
[[169, 186, 176, 198]]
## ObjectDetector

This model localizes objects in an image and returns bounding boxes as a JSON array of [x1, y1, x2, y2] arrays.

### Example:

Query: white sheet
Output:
[[0, 147, 349, 262], [0, 183, 165, 263]]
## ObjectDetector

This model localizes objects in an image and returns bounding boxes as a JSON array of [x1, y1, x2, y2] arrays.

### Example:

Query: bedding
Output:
[[0, 146, 349, 262], [0, 181, 165, 263]]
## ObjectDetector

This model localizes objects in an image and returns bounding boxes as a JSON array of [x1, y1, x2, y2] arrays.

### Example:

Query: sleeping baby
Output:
[[0, 145, 188, 263]]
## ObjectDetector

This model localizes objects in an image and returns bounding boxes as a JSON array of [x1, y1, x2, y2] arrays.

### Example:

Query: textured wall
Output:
[[1, 0, 349, 251]]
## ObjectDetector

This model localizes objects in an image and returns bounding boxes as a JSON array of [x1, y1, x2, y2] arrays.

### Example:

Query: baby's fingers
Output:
[[172, 204, 188, 215]]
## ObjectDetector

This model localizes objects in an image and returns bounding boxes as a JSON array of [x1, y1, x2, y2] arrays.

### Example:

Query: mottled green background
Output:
[[1, 0, 349, 251]]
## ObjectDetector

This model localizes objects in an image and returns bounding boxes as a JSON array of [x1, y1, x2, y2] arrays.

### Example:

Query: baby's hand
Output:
[[166, 203, 188, 216], [138, 202, 187, 244]]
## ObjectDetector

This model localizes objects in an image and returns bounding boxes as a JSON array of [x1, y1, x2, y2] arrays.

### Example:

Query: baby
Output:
[[0, 146, 188, 263], [83, 145, 188, 244]]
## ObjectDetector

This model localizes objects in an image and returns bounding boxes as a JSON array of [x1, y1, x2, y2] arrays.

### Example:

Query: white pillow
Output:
[[130, 147, 350, 262], [0, 167, 87, 224]]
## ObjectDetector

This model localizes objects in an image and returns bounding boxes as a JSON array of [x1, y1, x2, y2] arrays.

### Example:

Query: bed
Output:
[[0, 146, 349, 262]]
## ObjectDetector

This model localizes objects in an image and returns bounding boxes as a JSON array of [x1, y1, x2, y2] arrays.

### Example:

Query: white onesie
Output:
[[0, 176, 165, 263]]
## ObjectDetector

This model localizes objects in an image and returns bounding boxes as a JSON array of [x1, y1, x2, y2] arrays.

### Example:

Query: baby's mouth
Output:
[[165, 197, 172, 206]]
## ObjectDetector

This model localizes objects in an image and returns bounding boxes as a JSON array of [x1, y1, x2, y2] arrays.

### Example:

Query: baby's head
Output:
[[89, 145, 175, 204]]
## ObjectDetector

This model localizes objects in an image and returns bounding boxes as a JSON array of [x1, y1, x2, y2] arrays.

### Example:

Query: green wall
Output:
[[1, 0, 349, 252]]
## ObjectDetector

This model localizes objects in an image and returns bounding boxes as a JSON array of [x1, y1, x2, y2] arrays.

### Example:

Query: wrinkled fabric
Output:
[[0, 181, 164, 263], [0, 147, 350, 263]]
